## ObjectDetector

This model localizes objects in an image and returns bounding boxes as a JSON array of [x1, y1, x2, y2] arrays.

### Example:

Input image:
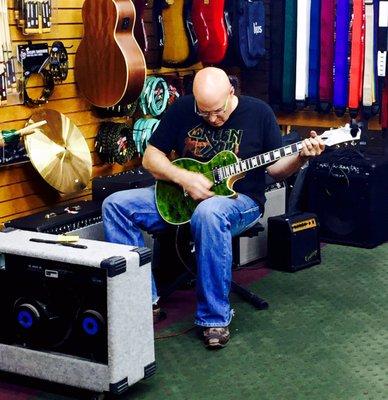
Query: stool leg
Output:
[[231, 281, 269, 310], [159, 271, 194, 299]]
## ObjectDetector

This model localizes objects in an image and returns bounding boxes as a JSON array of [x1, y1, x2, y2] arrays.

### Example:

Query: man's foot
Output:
[[202, 327, 230, 348], [153, 304, 167, 324]]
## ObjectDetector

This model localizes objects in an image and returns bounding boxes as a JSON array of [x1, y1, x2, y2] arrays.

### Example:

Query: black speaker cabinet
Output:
[[305, 149, 388, 248], [267, 213, 321, 272]]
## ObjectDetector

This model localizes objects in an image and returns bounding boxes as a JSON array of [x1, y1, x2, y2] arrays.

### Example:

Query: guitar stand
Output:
[[154, 222, 269, 311]]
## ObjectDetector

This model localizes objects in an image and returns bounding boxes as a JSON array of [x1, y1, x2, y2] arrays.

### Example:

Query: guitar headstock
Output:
[[320, 124, 361, 148]]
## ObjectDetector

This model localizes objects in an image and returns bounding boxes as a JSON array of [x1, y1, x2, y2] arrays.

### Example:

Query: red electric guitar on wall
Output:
[[191, 0, 228, 64]]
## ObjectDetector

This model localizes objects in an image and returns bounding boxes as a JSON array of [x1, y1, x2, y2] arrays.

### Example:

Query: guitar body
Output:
[[191, 0, 228, 64], [133, 0, 147, 51], [162, 0, 194, 66], [75, 0, 146, 108], [155, 125, 361, 225], [155, 150, 241, 225], [141, 0, 165, 69]]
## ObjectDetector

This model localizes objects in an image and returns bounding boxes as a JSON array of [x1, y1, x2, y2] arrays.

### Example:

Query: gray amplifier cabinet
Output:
[[71, 222, 154, 256], [0, 229, 155, 395], [233, 182, 286, 267]]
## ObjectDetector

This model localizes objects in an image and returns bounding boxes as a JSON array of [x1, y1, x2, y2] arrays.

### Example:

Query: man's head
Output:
[[193, 67, 235, 127]]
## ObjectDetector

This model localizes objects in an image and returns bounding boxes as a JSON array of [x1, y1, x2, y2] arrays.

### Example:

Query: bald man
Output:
[[103, 67, 324, 349]]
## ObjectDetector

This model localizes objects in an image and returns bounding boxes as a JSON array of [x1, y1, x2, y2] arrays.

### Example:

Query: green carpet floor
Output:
[[127, 243, 388, 400], [3, 243, 388, 400]]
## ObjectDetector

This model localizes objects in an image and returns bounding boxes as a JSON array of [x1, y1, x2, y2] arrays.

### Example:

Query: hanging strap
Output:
[[295, 0, 311, 107], [333, 0, 350, 116], [362, 0, 376, 118], [282, 0, 297, 110], [377, 0, 388, 112], [269, 0, 285, 109], [308, 0, 321, 105], [318, 0, 335, 112], [381, 77, 388, 128], [348, 0, 365, 117]]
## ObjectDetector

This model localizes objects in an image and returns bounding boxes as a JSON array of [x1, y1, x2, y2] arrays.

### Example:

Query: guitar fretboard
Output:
[[216, 141, 305, 181]]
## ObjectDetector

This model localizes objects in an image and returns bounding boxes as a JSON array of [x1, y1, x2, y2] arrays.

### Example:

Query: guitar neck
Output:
[[217, 141, 305, 181]]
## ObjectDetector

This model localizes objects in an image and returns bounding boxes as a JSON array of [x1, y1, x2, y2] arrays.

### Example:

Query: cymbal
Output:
[[24, 109, 92, 194]]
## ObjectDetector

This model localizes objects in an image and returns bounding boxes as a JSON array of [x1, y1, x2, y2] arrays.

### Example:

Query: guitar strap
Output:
[[381, 77, 388, 129], [295, 0, 311, 107], [377, 0, 388, 115], [308, 0, 321, 106], [372, 0, 380, 114], [333, 0, 350, 117], [318, 0, 335, 113], [348, 0, 365, 118], [282, 0, 297, 111], [268, 0, 285, 110], [362, 0, 376, 118]]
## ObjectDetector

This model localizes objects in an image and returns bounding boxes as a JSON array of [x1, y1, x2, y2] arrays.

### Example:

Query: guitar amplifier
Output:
[[233, 181, 286, 267], [305, 149, 388, 248], [267, 212, 321, 272], [4, 200, 104, 241], [92, 167, 155, 202], [0, 229, 155, 395]]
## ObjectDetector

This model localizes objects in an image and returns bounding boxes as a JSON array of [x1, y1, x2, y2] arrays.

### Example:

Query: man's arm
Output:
[[266, 131, 325, 181], [142, 144, 214, 200]]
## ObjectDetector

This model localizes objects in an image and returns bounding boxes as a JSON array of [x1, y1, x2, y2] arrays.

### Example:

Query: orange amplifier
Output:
[[267, 213, 321, 272]]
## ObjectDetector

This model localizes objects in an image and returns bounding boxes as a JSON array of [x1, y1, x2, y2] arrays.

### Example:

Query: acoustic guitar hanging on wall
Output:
[[75, 0, 146, 108]]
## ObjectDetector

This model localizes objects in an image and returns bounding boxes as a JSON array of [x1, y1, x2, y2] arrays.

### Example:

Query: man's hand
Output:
[[179, 170, 214, 201], [299, 131, 325, 159]]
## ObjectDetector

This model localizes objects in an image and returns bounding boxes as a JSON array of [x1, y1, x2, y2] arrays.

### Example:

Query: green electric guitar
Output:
[[155, 125, 361, 225]]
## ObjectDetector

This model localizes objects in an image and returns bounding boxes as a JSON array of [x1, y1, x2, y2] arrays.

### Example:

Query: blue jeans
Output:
[[102, 186, 262, 327]]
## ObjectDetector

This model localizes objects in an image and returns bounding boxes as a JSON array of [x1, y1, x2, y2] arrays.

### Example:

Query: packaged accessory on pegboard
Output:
[[0, 0, 23, 106], [14, 0, 58, 35]]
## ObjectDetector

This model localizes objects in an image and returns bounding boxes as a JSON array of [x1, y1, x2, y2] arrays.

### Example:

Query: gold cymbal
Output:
[[24, 109, 92, 194]]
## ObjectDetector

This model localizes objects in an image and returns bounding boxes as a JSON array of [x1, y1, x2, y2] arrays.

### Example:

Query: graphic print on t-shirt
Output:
[[183, 124, 243, 159]]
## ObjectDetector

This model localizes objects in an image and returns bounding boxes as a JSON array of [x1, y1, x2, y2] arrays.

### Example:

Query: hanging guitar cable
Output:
[[164, 75, 183, 106], [140, 76, 169, 116], [95, 122, 137, 164], [133, 118, 160, 155]]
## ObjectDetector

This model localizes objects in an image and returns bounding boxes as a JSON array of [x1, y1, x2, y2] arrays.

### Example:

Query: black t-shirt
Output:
[[148, 95, 282, 206]]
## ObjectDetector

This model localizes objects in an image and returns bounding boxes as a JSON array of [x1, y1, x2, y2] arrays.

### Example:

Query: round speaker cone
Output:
[[81, 310, 104, 336], [15, 303, 40, 330]]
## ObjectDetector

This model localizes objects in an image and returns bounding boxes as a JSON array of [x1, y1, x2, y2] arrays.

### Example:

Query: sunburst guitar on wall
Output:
[[162, 0, 197, 67], [134, 0, 165, 69], [75, 0, 146, 108], [191, 0, 228, 64]]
